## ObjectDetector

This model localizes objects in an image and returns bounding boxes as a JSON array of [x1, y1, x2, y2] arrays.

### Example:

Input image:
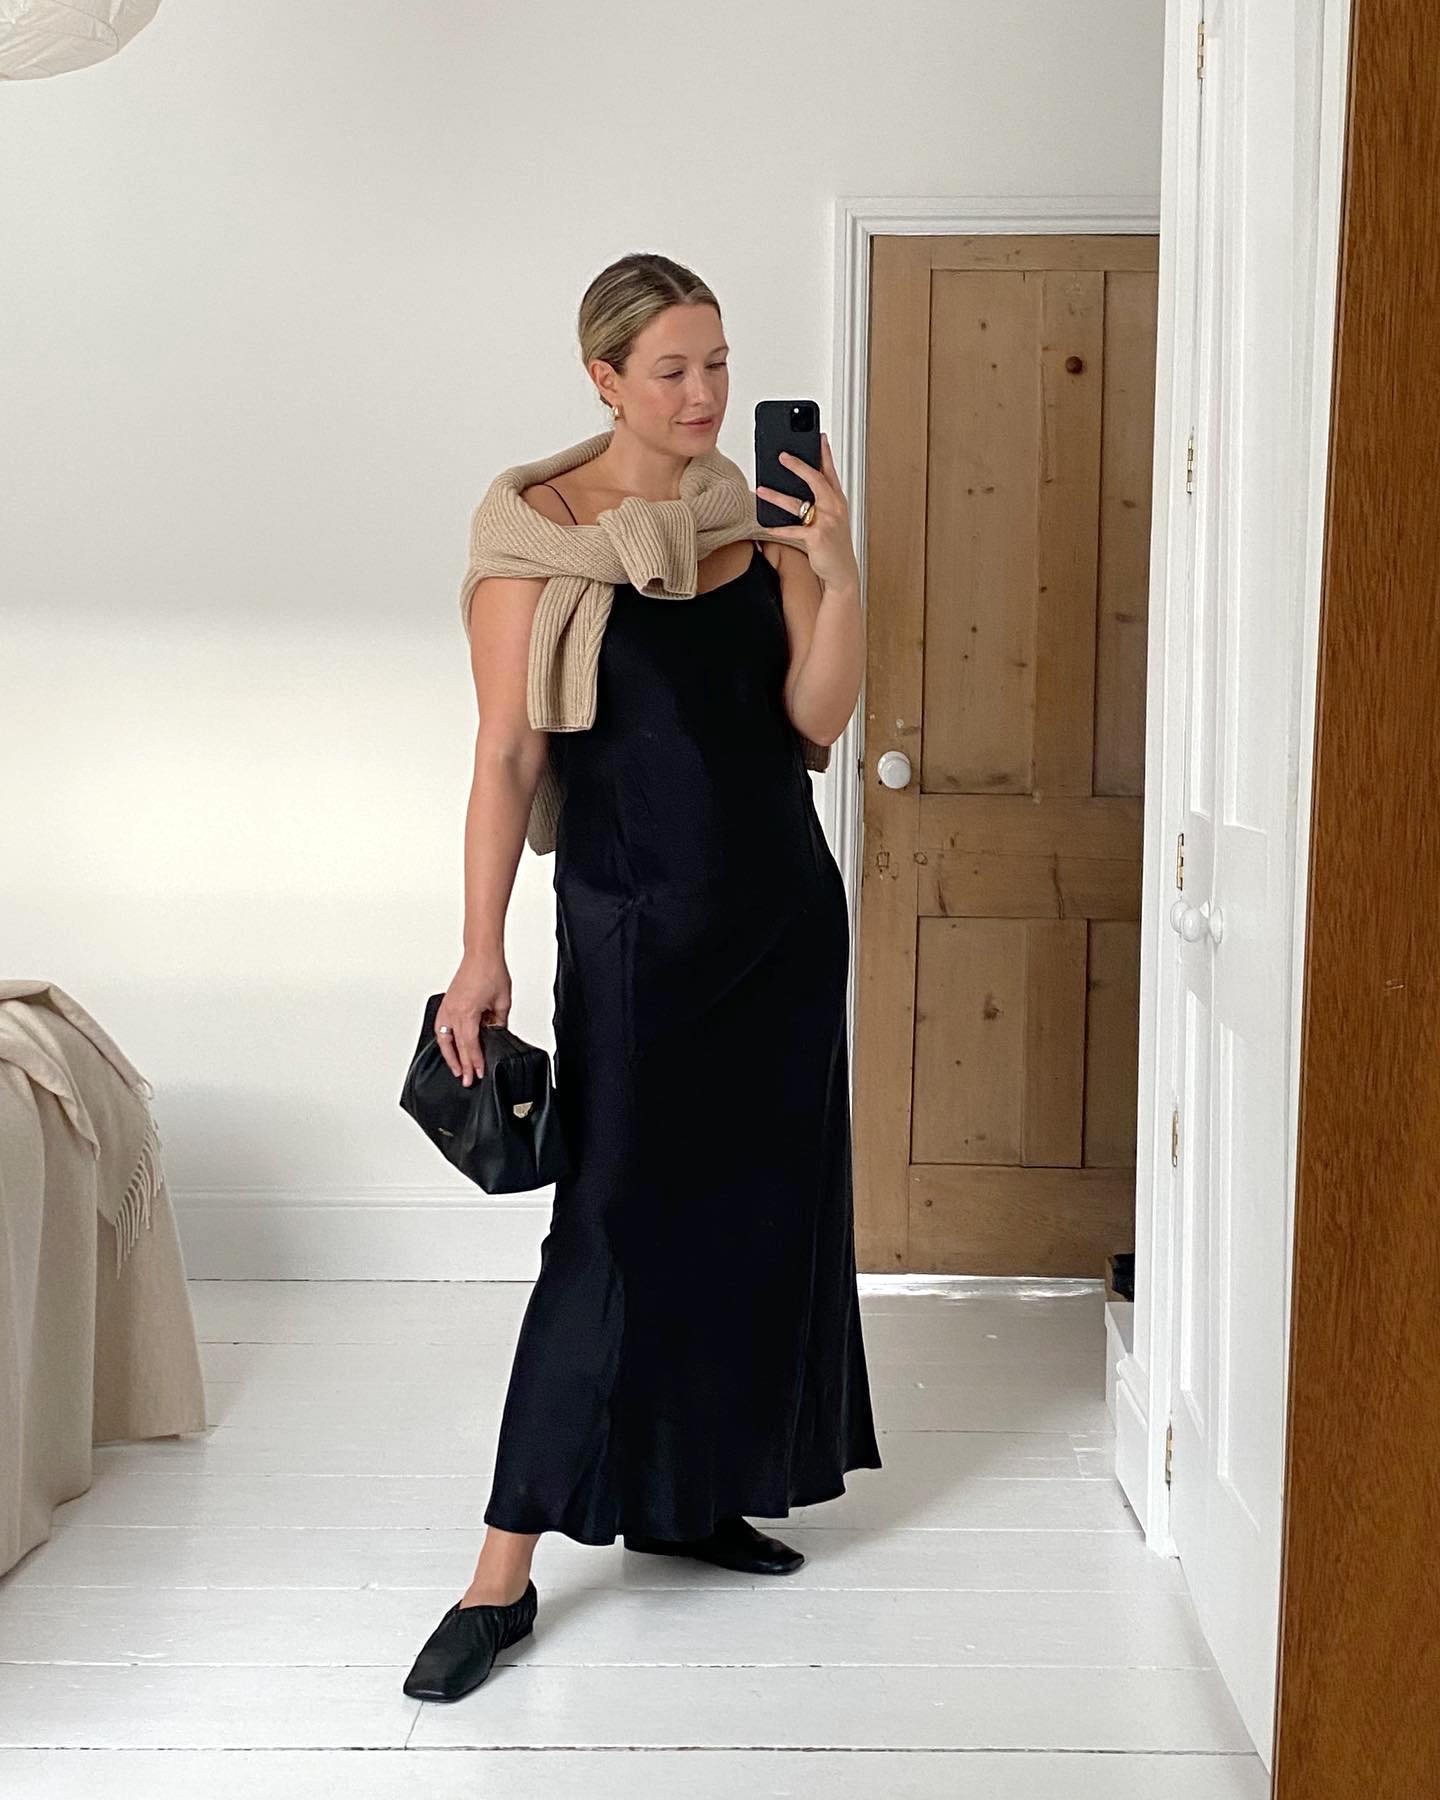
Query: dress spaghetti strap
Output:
[[536, 481, 579, 525]]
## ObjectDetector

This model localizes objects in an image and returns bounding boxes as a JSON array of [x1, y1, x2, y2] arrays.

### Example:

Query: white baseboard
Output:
[[171, 1186, 555, 1281], [172, 1198, 1123, 1293], [1104, 1296, 1134, 1427], [1108, 1293, 1161, 1540]]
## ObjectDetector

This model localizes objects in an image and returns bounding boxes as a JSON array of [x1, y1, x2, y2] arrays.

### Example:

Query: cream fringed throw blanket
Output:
[[1, 978, 207, 1583], [0, 979, 162, 1275], [458, 428, 832, 856]]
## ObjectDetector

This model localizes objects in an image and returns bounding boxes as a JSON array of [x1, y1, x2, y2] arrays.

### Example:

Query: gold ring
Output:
[[798, 500, 816, 526]]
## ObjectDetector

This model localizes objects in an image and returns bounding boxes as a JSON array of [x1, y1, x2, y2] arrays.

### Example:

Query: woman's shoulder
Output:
[[518, 480, 578, 527]]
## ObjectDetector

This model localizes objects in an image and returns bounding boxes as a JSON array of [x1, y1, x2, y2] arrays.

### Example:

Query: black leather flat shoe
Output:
[[623, 1515, 804, 1575], [401, 1579, 538, 1702]]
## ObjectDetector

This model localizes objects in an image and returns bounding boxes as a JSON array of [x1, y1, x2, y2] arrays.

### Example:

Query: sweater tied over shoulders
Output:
[[457, 427, 830, 857]]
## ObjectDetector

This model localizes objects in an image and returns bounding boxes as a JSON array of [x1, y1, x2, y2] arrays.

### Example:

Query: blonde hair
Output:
[[578, 253, 721, 413]]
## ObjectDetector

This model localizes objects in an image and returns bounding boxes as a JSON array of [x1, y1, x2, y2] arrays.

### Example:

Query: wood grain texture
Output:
[[852, 236, 929, 1270], [1095, 269, 1158, 798], [909, 1165, 1136, 1277], [856, 236, 1155, 1278], [1275, 2, 1440, 1792]]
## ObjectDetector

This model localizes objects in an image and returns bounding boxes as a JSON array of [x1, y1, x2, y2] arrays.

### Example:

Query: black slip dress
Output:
[[481, 509, 883, 1546]]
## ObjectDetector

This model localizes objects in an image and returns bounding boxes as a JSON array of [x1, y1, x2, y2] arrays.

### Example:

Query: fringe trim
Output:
[[111, 1107, 162, 1278]]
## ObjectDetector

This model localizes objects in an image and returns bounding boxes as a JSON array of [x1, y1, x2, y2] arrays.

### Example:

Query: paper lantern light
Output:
[[0, 0, 162, 81]]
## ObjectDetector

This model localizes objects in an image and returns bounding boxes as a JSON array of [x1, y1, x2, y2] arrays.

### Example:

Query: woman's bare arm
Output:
[[461, 481, 575, 951], [437, 484, 570, 1083], [433, 570, 547, 1084], [460, 571, 549, 956], [768, 540, 864, 747]]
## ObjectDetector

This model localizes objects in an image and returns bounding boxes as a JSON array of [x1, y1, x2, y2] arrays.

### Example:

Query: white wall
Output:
[[0, 0, 1164, 1276]]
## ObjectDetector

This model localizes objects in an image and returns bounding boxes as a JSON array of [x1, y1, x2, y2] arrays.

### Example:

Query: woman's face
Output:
[[602, 303, 729, 448]]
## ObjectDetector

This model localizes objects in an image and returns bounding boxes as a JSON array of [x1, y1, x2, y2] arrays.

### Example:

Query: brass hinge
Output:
[[1165, 1420, 1174, 1487], [1175, 830, 1185, 890], [1185, 431, 1195, 494], [1197, 18, 1206, 80], [1171, 1106, 1180, 1169]]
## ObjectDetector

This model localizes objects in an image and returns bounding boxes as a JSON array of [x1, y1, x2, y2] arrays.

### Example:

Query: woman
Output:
[[403, 253, 882, 1703]]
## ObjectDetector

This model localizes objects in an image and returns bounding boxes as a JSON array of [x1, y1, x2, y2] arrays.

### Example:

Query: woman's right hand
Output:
[[434, 951, 511, 1085]]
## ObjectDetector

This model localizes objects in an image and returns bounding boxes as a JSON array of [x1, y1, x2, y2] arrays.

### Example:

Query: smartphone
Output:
[[754, 400, 822, 529]]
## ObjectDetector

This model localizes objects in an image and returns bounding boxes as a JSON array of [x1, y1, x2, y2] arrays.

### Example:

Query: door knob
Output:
[[876, 750, 913, 790], [1170, 901, 1206, 941], [1169, 898, 1223, 943]]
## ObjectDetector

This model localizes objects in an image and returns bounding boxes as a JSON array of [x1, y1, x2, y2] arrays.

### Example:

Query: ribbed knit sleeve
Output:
[[457, 431, 837, 853]]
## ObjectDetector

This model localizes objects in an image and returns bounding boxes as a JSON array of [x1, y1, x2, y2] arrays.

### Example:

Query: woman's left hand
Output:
[[756, 432, 861, 591]]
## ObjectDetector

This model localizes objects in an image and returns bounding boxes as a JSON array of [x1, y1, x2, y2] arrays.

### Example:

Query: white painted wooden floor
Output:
[[0, 1277, 1270, 1797]]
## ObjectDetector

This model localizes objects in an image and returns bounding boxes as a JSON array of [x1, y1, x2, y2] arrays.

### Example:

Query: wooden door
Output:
[[1272, 0, 1440, 1785], [854, 233, 1158, 1276]]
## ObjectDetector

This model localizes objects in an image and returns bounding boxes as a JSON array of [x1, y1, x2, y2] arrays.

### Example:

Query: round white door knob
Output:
[[876, 750, 913, 790], [1170, 900, 1208, 941]]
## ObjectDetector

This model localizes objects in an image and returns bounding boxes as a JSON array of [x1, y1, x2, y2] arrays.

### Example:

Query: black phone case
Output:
[[754, 400, 822, 530]]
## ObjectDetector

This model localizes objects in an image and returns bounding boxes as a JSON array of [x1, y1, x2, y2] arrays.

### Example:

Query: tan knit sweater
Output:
[[459, 428, 831, 856]]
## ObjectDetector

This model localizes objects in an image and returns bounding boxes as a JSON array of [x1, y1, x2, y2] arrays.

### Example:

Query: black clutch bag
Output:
[[399, 992, 571, 1193]]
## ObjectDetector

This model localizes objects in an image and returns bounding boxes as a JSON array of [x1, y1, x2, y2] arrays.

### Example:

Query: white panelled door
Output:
[[1168, 0, 1299, 1761]]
